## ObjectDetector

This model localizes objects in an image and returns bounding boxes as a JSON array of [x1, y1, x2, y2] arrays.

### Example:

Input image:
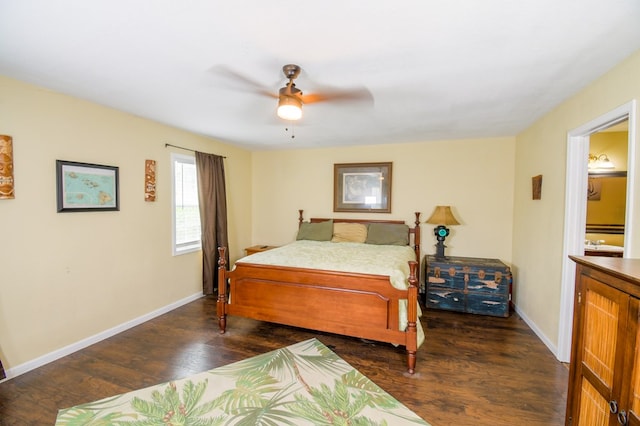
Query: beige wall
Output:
[[3, 47, 638, 377], [512, 49, 640, 352], [0, 76, 253, 373], [251, 137, 516, 263]]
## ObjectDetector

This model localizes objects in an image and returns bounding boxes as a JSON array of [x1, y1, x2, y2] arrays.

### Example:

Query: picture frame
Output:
[[334, 162, 392, 213], [56, 160, 119, 212]]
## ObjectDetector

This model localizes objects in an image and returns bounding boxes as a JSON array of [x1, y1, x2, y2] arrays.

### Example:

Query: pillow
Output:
[[296, 220, 333, 241], [331, 222, 368, 243], [365, 223, 410, 246]]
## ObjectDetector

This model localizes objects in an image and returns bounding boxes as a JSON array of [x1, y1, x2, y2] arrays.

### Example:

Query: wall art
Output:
[[334, 162, 392, 213], [56, 160, 119, 212], [0, 135, 15, 199], [145, 159, 156, 201]]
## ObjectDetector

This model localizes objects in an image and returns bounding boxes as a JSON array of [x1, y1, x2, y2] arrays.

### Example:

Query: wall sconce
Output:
[[426, 205, 460, 260], [588, 154, 615, 171]]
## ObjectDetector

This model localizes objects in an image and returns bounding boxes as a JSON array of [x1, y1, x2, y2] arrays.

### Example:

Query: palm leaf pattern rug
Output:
[[56, 338, 430, 425]]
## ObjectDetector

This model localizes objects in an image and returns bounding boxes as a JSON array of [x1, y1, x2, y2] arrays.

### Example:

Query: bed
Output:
[[216, 210, 423, 373]]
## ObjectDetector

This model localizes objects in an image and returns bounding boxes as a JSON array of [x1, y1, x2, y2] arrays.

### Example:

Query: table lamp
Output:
[[426, 205, 460, 259]]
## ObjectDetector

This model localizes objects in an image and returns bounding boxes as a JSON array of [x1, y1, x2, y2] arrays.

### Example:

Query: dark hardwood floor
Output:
[[0, 296, 568, 425]]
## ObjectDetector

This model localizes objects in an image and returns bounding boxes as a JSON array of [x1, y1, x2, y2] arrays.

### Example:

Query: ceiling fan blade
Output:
[[209, 65, 277, 98], [300, 87, 373, 105]]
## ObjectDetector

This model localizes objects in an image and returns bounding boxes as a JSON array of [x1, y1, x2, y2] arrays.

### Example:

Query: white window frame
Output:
[[171, 152, 202, 255]]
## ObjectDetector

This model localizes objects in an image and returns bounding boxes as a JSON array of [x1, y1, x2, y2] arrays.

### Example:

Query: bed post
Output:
[[406, 260, 419, 374], [413, 212, 421, 262], [298, 209, 304, 227], [217, 247, 228, 334], [412, 212, 421, 285]]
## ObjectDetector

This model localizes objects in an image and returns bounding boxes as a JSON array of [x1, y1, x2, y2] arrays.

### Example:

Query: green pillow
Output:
[[365, 223, 409, 246], [296, 220, 334, 241]]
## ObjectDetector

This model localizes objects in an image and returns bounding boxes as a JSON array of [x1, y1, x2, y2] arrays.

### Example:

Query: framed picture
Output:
[[587, 177, 602, 201], [56, 160, 119, 212], [334, 162, 392, 213]]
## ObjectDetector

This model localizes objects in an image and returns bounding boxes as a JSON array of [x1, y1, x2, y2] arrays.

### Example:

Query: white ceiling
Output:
[[1, 1, 639, 151]]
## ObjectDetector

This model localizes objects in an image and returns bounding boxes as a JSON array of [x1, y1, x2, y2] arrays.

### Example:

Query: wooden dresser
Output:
[[566, 256, 640, 425], [424, 255, 512, 317]]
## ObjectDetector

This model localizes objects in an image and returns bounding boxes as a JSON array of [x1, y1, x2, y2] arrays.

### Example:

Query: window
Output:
[[171, 153, 201, 255]]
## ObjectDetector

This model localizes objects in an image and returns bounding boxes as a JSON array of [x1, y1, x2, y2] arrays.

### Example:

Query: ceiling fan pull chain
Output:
[[285, 123, 295, 139]]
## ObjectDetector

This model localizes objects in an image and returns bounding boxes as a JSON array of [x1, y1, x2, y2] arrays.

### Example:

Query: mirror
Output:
[[586, 171, 627, 234]]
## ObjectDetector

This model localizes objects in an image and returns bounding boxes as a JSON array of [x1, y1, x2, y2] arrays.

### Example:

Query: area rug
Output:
[[55, 338, 430, 425]]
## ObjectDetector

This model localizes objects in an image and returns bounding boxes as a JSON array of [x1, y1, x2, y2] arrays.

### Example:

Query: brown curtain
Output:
[[195, 152, 229, 295]]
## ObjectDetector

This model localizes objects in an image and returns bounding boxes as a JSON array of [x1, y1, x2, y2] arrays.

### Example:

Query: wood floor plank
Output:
[[0, 296, 568, 425]]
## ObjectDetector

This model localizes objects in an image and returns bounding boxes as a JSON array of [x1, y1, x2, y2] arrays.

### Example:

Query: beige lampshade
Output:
[[426, 205, 460, 225]]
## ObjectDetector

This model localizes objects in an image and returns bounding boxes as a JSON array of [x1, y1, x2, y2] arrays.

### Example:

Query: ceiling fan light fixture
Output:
[[277, 96, 302, 121]]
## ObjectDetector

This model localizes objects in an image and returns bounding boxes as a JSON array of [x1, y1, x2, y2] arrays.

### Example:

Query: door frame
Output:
[[557, 100, 637, 362]]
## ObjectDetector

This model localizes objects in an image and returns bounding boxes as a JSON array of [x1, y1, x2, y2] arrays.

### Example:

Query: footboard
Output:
[[217, 247, 419, 373]]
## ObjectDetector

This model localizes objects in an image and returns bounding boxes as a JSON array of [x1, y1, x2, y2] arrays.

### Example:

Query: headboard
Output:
[[298, 209, 421, 262]]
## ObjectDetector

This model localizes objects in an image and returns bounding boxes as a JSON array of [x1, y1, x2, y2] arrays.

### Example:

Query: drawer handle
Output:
[[617, 410, 628, 425], [609, 400, 618, 414]]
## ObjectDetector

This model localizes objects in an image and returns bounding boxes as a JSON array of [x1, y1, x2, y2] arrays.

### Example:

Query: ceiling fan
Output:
[[213, 64, 373, 121]]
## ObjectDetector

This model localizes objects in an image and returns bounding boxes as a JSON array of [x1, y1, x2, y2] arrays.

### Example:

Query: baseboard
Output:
[[513, 304, 559, 359], [1, 292, 204, 382]]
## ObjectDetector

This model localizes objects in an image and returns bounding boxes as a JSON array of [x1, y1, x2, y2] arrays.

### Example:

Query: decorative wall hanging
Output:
[[144, 159, 156, 201], [334, 162, 392, 213], [587, 177, 602, 201], [56, 160, 119, 212], [0, 135, 15, 199], [532, 175, 542, 200]]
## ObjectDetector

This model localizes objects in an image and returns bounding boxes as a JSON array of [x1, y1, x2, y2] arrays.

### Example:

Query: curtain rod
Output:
[[164, 143, 226, 158]]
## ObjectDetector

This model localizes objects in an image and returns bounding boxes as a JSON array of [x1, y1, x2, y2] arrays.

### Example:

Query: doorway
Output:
[[557, 100, 636, 362], [585, 123, 628, 253]]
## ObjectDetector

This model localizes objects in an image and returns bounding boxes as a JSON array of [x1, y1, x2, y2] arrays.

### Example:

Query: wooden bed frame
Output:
[[217, 210, 422, 373]]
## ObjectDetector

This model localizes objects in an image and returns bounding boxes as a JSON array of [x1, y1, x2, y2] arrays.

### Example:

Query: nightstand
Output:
[[244, 245, 279, 256], [424, 255, 512, 317]]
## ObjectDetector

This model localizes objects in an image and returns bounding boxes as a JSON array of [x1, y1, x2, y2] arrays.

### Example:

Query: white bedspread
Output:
[[237, 240, 425, 347]]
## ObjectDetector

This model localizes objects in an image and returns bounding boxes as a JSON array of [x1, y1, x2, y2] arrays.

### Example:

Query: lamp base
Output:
[[434, 240, 448, 260], [432, 225, 450, 260]]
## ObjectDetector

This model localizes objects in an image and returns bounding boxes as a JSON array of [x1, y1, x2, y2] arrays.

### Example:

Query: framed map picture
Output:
[[334, 162, 392, 213], [56, 160, 119, 212]]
